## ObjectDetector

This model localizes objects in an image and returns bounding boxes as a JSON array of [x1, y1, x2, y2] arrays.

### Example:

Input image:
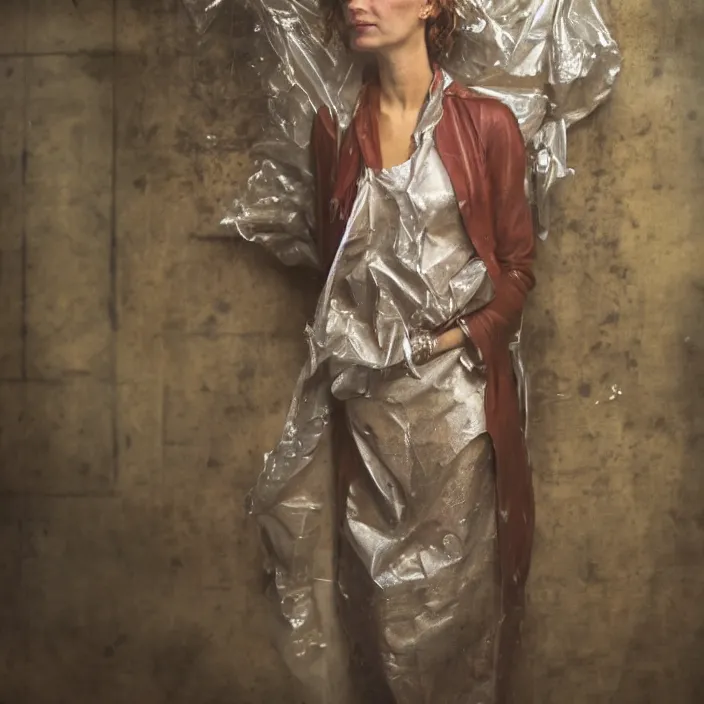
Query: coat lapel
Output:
[[435, 85, 501, 280]]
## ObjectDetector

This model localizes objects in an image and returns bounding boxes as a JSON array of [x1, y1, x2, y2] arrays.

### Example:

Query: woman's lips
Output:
[[353, 23, 376, 33]]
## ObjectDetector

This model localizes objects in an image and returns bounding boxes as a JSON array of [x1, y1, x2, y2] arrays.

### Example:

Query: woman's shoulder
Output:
[[444, 80, 521, 132]]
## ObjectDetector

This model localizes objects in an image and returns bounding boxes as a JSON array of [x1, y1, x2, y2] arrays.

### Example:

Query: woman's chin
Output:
[[350, 37, 381, 53]]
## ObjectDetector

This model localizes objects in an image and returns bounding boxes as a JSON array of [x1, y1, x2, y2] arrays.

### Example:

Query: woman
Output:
[[253, 1, 535, 702]]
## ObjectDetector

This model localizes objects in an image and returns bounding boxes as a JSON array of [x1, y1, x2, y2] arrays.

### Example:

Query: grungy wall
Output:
[[0, 1, 702, 703], [521, 3, 704, 702]]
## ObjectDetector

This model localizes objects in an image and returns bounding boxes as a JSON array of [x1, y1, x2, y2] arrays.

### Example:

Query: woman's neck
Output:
[[376, 38, 434, 114]]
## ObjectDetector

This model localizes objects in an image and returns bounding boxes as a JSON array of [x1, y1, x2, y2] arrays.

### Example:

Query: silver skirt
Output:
[[340, 348, 499, 704]]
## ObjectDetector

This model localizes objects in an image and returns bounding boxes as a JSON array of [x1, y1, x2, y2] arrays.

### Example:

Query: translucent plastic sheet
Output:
[[186, 0, 620, 246], [183, 1, 620, 701]]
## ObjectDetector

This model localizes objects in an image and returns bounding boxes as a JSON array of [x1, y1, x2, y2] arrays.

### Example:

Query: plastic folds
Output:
[[188, 0, 620, 249]]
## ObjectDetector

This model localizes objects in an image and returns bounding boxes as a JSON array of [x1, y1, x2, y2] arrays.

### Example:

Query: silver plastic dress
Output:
[[336, 81, 500, 704], [182, 0, 622, 700], [256, 71, 501, 702]]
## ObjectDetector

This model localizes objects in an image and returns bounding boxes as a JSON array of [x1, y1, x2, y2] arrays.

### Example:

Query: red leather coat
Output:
[[311, 70, 536, 696]]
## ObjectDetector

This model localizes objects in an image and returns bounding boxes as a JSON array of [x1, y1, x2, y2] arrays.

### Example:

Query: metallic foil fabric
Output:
[[343, 366, 498, 704], [331, 85, 499, 702]]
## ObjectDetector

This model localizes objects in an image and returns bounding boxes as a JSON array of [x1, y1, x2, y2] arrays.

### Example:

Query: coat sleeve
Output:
[[311, 106, 338, 266], [462, 102, 536, 357]]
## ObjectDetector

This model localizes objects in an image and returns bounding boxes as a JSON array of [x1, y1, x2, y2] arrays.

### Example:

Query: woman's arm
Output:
[[435, 326, 467, 354], [424, 101, 534, 365], [460, 102, 535, 359]]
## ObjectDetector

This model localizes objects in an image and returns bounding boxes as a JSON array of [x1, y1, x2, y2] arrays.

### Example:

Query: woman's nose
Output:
[[346, 0, 366, 16]]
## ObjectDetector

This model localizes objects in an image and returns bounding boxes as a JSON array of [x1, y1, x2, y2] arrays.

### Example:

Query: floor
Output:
[[0, 1, 702, 703]]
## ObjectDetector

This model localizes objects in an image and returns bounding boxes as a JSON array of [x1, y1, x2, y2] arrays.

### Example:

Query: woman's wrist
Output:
[[435, 326, 465, 354], [410, 324, 475, 365]]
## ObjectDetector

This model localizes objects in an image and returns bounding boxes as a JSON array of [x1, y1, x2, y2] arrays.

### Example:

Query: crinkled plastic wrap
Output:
[[194, 0, 620, 248], [322, 82, 501, 701], [184, 0, 620, 700]]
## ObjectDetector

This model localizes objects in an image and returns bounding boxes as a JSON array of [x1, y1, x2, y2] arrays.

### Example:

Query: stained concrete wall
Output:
[[0, 1, 701, 703]]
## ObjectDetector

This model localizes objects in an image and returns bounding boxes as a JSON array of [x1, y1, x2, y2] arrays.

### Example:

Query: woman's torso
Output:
[[309, 70, 494, 385]]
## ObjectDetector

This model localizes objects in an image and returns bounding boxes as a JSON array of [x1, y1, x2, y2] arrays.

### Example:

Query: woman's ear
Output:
[[419, 1, 440, 20]]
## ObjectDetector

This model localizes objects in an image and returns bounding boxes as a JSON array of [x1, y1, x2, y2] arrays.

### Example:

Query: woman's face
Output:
[[344, 0, 432, 55]]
